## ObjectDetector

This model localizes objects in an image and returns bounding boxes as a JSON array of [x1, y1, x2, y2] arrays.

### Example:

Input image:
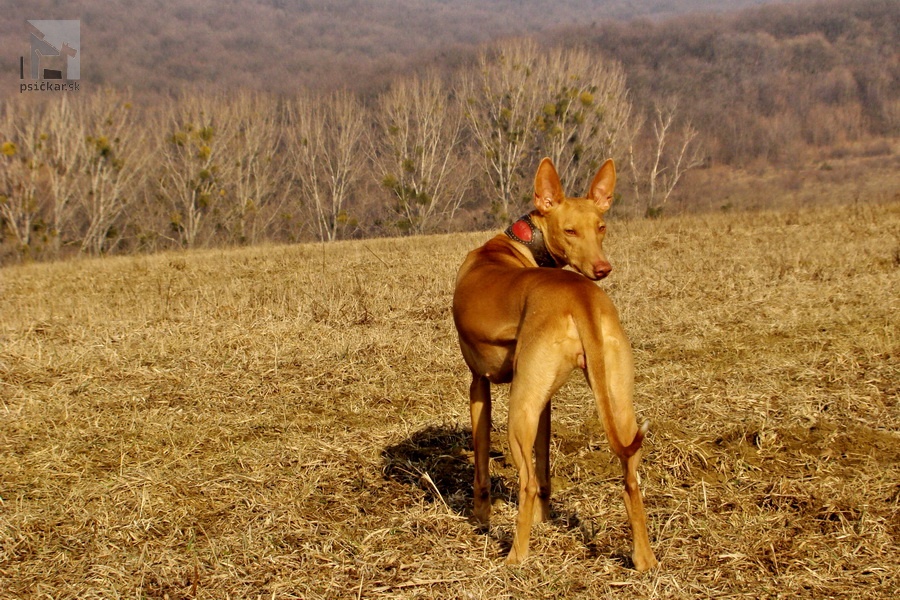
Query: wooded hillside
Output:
[[564, 0, 899, 165], [1, 0, 896, 262], [1, 0, 793, 94]]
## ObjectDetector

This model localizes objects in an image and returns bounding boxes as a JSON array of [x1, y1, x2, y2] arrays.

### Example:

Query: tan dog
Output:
[[452, 157, 657, 570]]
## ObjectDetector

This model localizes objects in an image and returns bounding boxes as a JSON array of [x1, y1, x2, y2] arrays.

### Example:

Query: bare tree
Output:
[[458, 39, 542, 222], [158, 94, 230, 248], [627, 101, 704, 216], [218, 92, 291, 245], [372, 71, 472, 234], [1, 98, 93, 258], [76, 90, 150, 255], [38, 97, 85, 254], [460, 42, 636, 221], [286, 91, 366, 242], [535, 47, 634, 190], [0, 103, 43, 254]]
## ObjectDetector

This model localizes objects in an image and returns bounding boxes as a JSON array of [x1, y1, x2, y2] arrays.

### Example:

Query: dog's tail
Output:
[[575, 301, 648, 459]]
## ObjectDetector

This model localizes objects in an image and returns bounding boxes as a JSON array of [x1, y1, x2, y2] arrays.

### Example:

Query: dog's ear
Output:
[[588, 159, 616, 213], [533, 157, 564, 214]]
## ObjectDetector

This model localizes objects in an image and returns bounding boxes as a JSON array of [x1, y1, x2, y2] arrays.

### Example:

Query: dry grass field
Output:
[[1, 201, 898, 598]]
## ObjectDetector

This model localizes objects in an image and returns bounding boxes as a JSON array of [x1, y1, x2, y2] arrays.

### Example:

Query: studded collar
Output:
[[504, 213, 558, 268]]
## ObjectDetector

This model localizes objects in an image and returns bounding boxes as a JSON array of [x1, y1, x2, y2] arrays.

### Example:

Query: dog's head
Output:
[[532, 157, 616, 280]]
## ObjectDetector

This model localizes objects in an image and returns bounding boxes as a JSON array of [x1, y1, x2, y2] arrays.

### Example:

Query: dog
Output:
[[452, 157, 657, 570]]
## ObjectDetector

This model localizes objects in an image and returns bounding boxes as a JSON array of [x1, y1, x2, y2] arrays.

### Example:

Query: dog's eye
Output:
[[565, 228, 577, 236], [599, 225, 606, 234]]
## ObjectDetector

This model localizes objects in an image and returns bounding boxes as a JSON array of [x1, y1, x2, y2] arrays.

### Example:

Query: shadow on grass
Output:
[[554, 509, 635, 568], [382, 425, 634, 566], [382, 424, 512, 517]]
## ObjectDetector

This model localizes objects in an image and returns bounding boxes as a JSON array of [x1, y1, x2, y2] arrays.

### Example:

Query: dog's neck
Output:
[[504, 213, 559, 268]]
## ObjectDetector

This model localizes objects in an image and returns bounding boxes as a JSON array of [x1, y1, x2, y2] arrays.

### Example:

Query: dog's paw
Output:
[[505, 548, 527, 565], [632, 551, 658, 572]]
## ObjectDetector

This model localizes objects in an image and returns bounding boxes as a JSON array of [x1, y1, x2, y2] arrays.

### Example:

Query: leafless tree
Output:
[[627, 101, 704, 216], [286, 91, 366, 242], [75, 90, 150, 255], [0, 103, 43, 253], [37, 97, 84, 253], [218, 92, 291, 245], [158, 94, 230, 249], [458, 39, 542, 222], [372, 71, 472, 234], [535, 47, 633, 190], [460, 41, 636, 221]]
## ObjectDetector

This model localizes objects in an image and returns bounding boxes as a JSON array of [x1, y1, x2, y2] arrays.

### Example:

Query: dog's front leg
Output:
[[470, 374, 492, 525], [533, 399, 552, 523]]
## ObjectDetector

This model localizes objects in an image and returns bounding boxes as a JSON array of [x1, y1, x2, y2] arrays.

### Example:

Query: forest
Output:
[[0, 0, 805, 95], [0, 0, 897, 262], [567, 0, 899, 165]]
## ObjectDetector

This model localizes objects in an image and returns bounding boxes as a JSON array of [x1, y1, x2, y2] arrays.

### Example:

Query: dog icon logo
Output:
[[22, 20, 80, 82]]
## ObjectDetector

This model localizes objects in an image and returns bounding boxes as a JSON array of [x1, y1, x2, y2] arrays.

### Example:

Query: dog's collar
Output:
[[504, 214, 558, 268]]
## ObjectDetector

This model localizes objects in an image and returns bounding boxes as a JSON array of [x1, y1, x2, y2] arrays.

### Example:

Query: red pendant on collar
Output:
[[511, 219, 533, 242]]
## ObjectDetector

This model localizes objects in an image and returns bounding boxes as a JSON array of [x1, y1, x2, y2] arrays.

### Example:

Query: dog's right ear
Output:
[[533, 157, 564, 215]]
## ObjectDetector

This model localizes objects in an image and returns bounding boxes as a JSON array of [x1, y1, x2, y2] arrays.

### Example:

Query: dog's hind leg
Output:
[[576, 298, 657, 571], [469, 374, 492, 525], [621, 446, 657, 571], [505, 329, 573, 564], [595, 312, 658, 571]]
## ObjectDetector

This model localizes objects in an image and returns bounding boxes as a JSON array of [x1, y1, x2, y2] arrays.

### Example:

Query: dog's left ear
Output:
[[533, 157, 565, 215], [588, 159, 616, 213]]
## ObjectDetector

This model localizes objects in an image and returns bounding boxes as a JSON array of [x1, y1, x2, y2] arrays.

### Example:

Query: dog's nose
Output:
[[594, 261, 612, 279]]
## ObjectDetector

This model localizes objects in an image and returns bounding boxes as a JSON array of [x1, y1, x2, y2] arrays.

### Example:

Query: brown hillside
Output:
[[1, 202, 898, 596]]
